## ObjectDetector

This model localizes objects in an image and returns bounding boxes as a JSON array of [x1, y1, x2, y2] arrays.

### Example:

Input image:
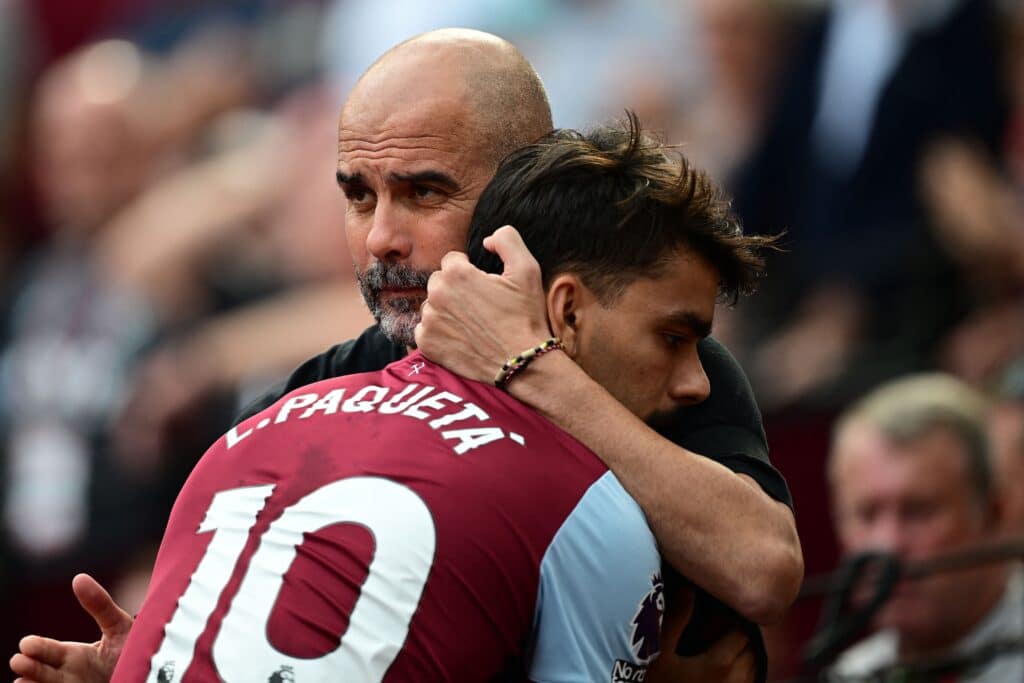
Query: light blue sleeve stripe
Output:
[[526, 471, 663, 683]]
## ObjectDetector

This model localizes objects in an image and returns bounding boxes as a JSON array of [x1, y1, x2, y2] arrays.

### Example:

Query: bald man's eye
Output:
[[411, 184, 441, 201], [343, 186, 374, 209]]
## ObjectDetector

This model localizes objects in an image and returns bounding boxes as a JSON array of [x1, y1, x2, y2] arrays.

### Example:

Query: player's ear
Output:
[[546, 273, 586, 359]]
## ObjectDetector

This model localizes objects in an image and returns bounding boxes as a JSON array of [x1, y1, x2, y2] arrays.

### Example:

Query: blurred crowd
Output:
[[0, 0, 1022, 679]]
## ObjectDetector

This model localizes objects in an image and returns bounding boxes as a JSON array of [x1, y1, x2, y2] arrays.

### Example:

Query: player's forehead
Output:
[[624, 249, 718, 326]]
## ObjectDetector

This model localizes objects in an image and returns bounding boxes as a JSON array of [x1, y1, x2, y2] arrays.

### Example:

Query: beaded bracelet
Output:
[[494, 337, 564, 389]]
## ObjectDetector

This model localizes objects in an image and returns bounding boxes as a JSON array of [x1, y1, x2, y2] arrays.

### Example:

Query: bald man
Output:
[[304, 27, 799, 622], [11, 29, 799, 683]]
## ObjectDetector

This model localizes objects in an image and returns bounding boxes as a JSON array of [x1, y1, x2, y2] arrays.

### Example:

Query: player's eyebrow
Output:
[[336, 170, 364, 186], [388, 170, 460, 193], [664, 311, 713, 339]]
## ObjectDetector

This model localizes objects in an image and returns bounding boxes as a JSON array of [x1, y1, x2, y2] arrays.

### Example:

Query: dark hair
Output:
[[467, 112, 776, 304]]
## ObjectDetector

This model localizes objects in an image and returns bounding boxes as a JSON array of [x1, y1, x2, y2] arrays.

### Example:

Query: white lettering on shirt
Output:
[[341, 385, 389, 413], [379, 384, 434, 414], [299, 389, 346, 418], [225, 425, 253, 449], [274, 393, 319, 423], [224, 382, 524, 456], [441, 427, 506, 455]]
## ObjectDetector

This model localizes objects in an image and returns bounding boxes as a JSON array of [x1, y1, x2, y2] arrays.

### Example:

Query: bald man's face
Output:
[[337, 66, 495, 346]]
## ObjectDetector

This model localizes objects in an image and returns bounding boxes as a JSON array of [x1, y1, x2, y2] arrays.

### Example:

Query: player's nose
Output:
[[667, 350, 710, 407]]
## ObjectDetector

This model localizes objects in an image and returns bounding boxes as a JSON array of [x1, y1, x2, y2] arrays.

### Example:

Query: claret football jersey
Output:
[[113, 352, 663, 682]]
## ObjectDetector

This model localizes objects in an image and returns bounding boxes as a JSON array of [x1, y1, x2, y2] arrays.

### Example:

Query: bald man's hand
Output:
[[415, 226, 552, 382], [9, 575, 131, 683]]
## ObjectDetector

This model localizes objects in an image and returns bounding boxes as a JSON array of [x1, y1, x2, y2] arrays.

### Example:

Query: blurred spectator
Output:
[[732, 0, 1008, 411], [828, 374, 1023, 680], [30, 41, 157, 241]]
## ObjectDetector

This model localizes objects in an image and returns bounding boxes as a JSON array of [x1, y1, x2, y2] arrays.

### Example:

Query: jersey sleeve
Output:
[[658, 336, 793, 509], [232, 326, 404, 425], [527, 472, 664, 683]]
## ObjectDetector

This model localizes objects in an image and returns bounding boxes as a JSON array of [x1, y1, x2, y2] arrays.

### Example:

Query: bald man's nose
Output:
[[365, 201, 413, 261], [668, 352, 710, 406]]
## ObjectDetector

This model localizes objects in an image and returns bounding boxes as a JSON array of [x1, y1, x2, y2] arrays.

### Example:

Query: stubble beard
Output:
[[356, 262, 432, 348]]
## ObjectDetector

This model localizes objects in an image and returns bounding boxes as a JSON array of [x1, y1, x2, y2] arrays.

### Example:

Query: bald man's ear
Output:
[[546, 274, 587, 359]]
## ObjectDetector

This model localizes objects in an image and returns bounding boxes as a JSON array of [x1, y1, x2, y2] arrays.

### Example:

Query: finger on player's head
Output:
[[10, 649, 63, 682], [440, 251, 469, 270], [482, 225, 525, 254], [73, 573, 132, 634], [483, 225, 540, 279]]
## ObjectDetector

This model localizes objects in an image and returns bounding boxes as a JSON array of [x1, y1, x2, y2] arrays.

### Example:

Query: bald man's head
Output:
[[343, 29, 552, 167], [337, 31, 552, 346]]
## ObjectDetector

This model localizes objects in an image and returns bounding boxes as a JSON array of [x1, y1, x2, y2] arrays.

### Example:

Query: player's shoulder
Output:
[[529, 471, 663, 682]]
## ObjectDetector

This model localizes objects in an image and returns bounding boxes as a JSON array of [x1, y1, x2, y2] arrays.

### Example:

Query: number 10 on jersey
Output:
[[146, 477, 437, 682]]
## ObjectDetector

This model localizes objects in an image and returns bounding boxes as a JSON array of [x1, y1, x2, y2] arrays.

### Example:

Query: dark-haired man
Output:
[[113, 118, 768, 682], [11, 28, 800, 683]]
